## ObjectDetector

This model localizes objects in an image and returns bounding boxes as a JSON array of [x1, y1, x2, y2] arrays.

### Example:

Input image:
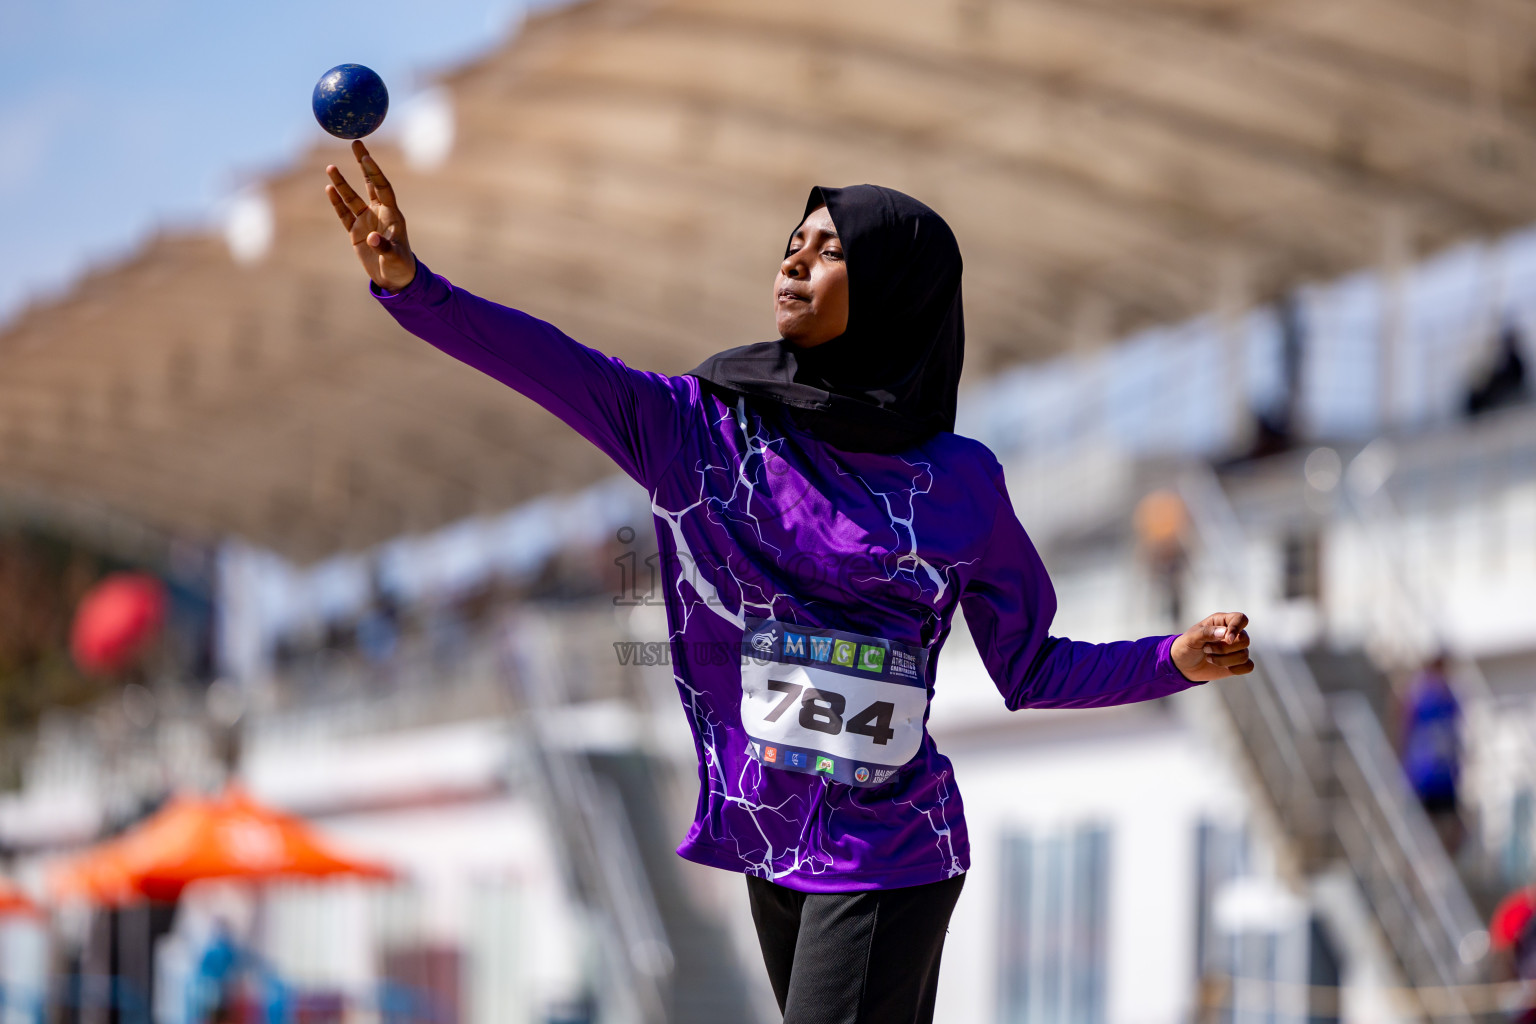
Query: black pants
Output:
[[746, 872, 966, 1024]]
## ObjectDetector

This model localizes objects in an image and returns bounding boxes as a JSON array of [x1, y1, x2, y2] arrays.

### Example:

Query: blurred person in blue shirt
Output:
[[1399, 653, 1463, 850], [188, 920, 287, 1024], [188, 920, 238, 1024]]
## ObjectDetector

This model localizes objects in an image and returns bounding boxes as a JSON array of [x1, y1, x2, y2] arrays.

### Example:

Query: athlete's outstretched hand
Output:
[[325, 141, 417, 293], [1171, 612, 1253, 681]]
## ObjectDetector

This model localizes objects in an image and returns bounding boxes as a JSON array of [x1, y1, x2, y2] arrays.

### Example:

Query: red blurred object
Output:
[[70, 572, 167, 674], [1491, 886, 1536, 951]]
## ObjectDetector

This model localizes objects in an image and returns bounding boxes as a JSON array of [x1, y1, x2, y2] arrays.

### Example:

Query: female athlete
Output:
[[325, 141, 1253, 1024]]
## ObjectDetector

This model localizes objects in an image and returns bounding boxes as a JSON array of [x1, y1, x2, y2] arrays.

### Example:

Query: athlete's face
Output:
[[775, 204, 849, 349]]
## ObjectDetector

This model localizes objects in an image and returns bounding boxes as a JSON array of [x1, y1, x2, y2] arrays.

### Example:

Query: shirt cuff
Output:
[[370, 259, 431, 303], [1156, 633, 1196, 683]]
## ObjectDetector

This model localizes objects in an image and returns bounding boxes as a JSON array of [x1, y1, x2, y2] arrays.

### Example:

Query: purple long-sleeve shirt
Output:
[[375, 263, 1197, 891]]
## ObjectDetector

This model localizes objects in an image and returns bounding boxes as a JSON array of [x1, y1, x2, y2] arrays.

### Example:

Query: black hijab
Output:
[[687, 185, 964, 454]]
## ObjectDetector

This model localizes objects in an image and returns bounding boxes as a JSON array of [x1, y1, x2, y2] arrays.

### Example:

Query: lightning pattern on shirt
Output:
[[652, 402, 964, 882]]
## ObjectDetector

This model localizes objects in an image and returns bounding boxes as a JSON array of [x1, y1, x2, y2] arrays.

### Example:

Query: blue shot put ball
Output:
[[312, 64, 389, 140]]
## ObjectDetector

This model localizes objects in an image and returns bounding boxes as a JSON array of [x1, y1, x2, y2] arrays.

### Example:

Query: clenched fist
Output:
[[1171, 612, 1253, 682]]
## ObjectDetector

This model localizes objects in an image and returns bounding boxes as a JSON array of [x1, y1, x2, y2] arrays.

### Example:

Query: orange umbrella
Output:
[[134, 787, 393, 901], [52, 788, 392, 905], [52, 793, 214, 904], [0, 875, 41, 917]]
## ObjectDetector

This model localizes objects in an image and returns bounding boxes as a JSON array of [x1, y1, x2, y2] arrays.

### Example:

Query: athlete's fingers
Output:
[[1204, 612, 1249, 645], [1204, 650, 1251, 669], [366, 230, 393, 253], [353, 141, 398, 208], [1202, 630, 1250, 655], [325, 185, 356, 231], [326, 165, 368, 216], [1225, 658, 1256, 676]]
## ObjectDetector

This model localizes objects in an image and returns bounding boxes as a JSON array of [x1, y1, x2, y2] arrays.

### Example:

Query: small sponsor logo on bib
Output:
[[815, 756, 835, 774], [854, 767, 871, 783], [751, 627, 778, 654]]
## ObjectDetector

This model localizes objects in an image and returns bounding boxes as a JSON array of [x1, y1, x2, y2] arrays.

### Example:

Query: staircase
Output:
[[1305, 649, 1392, 723], [1180, 467, 1489, 1024]]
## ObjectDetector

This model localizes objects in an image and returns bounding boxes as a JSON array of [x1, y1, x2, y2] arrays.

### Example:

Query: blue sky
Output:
[[0, 0, 561, 324]]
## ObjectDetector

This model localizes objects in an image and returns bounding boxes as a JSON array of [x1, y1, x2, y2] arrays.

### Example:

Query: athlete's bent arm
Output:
[[961, 462, 1252, 711], [324, 142, 693, 489]]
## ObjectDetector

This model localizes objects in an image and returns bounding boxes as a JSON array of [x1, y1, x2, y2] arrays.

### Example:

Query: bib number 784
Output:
[[763, 679, 896, 745]]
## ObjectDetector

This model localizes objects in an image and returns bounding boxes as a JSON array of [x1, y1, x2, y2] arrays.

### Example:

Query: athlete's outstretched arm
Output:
[[960, 461, 1252, 711], [324, 142, 694, 489]]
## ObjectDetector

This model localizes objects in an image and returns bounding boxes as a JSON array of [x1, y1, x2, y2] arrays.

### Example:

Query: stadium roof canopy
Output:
[[4, 0, 1536, 559]]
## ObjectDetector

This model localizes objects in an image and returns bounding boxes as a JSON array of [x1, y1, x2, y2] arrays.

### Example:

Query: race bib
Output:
[[739, 619, 929, 788]]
